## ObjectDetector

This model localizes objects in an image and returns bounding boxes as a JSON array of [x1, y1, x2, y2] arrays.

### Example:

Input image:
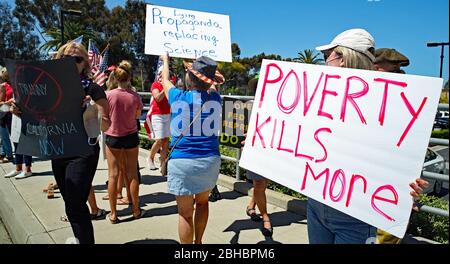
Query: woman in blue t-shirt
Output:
[[160, 54, 224, 244]]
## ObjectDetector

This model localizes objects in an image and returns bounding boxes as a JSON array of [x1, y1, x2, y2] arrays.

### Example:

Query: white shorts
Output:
[[150, 114, 171, 139]]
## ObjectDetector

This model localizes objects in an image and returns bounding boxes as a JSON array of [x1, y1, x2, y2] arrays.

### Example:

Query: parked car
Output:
[[433, 116, 449, 129], [433, 111, 449, 129], [422, 148, 446, 194]]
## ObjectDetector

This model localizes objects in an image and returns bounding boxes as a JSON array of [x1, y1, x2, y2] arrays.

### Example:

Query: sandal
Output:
[[246, 207, 261, 222], [117, 198, 131, 205], [261, 220, 273, 237], [43, 182, 56, 193], [60, 215, 69, 222], [107, 213, 120, 224], [102, 194, 123, 200], [91, 209, 108, 220], [133, 208, 145, 220]]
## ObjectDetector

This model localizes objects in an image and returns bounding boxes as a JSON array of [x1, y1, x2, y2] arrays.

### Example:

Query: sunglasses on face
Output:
[[63, 55, 84, 64]]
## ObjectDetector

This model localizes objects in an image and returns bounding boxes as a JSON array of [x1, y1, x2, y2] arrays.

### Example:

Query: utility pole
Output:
[[427, 42, 450, 78]]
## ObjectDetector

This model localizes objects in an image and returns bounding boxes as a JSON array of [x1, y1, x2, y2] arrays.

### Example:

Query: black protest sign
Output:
[[220, 96, 253, 148], [5, 58, 93, 159]]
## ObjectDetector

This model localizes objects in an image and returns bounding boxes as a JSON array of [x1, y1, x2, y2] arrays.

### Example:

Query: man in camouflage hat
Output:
[[374, 48, 410, 73], [375, 47, 429, 244]]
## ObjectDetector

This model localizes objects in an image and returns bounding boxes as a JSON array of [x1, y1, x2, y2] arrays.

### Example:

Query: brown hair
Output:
[[55, 42, 91, 77], [115, 60, 132, 82], [185, 71, 211, 91], [106, 71, 118, 91]]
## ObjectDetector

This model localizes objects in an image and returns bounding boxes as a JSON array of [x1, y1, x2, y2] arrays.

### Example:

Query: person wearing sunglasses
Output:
[[52, 42, 110, 243]]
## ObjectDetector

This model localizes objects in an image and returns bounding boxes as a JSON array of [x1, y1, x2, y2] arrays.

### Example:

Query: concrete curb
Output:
[[217, 174, 307, 216], [0, 166, 54, 244]]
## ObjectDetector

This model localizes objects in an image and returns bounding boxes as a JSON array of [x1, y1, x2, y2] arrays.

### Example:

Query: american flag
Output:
[[98, 46, 109, 72], [88, 39, 101, 68], [89, 41, 110, 87], [72, 35, 83, 45], [92, 65, 108, 87]]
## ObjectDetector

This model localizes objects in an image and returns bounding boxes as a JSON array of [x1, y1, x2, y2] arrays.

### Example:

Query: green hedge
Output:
[[431, 129, 449, 139], [408, 194, 449, 244]]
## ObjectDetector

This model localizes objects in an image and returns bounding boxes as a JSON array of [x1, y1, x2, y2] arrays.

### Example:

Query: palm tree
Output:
[[294, 49, 324, 64], [40, 21, 97, 52]]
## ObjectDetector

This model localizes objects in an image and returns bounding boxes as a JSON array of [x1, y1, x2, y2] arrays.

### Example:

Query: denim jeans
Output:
[[13, 143, 32, 166], [0, 124, 12, 158], [307, 198, 376, 244]]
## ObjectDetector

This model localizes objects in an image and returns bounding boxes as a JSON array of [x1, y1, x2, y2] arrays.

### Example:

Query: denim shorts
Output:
[[167, 155, 221, 196]]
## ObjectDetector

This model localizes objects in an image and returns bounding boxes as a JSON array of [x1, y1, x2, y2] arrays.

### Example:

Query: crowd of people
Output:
[[0, 27, 430, 244]]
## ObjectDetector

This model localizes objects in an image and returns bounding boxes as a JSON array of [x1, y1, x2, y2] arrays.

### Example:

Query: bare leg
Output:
[[176, 195, 195, 244], [253, 179, 271, 229], [106, 146, 121, 220], [148, 139, 162, 167], [87, 186, 99, 215], [117, 170, 124, 200], [194, 191, 211, 244], [123, 146, 140, 216], [160, 138, 169, 162]]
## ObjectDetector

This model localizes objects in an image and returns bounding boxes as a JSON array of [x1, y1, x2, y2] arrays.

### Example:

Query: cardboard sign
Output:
[[5, 58, 93, 159], [221, 96, 253, 148], [145, 4, 232, 62], [239, 59, 443, 238]]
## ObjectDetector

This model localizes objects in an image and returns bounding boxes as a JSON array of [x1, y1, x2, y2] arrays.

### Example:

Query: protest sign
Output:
[[239, 59, 443, 238], [145, 4, 232, 62], [221, 96, 253, 148], [5, 58, 93, 159]]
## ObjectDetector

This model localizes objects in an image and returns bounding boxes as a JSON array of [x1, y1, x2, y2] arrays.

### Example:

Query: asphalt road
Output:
[[0, 217, 12, 244]]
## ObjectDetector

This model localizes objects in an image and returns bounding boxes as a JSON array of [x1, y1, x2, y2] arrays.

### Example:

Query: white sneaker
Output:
[[4, 170, 21, 178], [15, 171, 32, 179], [147, 158, 157, 170]]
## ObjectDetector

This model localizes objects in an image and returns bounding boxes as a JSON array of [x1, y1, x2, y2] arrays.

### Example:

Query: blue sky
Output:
[[6, 0, 450, 80]]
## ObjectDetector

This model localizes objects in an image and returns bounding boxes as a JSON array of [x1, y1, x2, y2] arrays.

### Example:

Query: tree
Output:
[[240, 52, 283, 77], [218, 60, 247, 90], [294, 49, 323, 64], [231, 43, 241, 60], [40, 21, 97, 52], [0, 2, 40, 65]]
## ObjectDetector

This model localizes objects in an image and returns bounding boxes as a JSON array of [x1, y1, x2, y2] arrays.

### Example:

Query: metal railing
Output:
[[138, 93, 449, 218]]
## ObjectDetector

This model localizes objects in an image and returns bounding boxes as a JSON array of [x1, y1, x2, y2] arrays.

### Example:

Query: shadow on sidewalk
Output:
[[116, 204, 178, 219], [224, 210, 306, 244], [140, 175, 167, 186], [140, 192, 175, 205], [25, 171, 53, 177], [126, 239, 179, 244], [209, 190, 242, 201]]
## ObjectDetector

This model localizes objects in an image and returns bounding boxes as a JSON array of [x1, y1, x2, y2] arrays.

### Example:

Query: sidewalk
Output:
[[0, 149, 309, 244]]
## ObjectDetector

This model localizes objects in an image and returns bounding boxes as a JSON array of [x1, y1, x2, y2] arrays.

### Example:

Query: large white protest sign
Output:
[[239, 59, 443, 238], [145, 4, 232, 62]]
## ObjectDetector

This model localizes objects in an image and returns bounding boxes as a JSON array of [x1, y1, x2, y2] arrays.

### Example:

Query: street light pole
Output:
[[59, 9, 82, 47], [427, 42, 450, 78], [60, 9, 65, 45]]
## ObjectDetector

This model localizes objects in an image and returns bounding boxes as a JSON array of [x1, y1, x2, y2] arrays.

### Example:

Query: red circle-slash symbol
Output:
[[14, 65, 63, 116]]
